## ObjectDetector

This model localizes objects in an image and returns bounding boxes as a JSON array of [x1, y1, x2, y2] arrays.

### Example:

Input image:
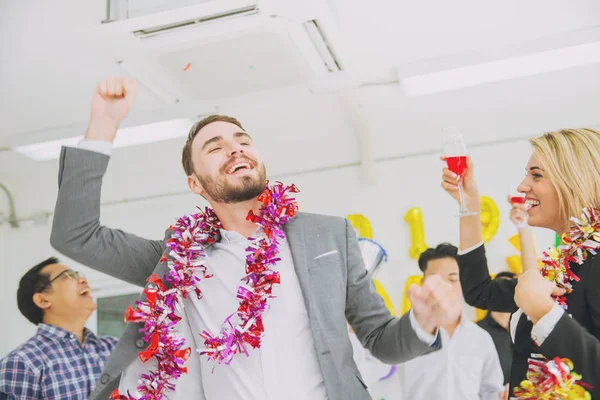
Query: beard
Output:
[[196, 162, 267, 204]]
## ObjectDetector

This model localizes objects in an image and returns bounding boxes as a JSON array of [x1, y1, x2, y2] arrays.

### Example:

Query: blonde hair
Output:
[[529, 128, 600, 230]]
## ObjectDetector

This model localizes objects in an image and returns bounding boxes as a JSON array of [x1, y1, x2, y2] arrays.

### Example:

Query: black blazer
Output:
[[458, 245, 600, 397]]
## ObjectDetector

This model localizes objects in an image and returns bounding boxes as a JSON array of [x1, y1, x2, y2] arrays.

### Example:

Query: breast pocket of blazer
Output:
[[309, 250, 345, 302], [310, 249, 342, 269]]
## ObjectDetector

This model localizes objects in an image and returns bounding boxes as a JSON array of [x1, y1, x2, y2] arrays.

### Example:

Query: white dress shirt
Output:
[[395, 316, 504, 400], [187, 228, 328, 400]]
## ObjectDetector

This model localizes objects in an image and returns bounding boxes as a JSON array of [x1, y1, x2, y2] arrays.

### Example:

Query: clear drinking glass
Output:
[[443, 129, 477, 217]]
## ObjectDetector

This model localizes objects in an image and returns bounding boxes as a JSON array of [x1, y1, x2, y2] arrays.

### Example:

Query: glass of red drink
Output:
[[443, 130, 477, 217], [509, 192, 532, 210], [509, 195, 526, 204]]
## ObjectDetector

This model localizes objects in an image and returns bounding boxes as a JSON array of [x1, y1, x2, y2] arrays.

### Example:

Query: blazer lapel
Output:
[[284, 216, 313, 313]]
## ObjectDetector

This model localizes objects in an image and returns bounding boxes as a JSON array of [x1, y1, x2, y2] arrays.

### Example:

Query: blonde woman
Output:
[[441, 129, 600, 398]]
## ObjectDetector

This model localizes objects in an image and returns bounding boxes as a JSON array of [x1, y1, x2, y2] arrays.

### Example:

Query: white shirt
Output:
[[186, 229, 327, 400], [395, 316, 504, 400]]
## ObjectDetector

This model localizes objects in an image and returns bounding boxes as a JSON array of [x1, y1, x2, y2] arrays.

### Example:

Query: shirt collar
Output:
[[83, 327, 99, 344], [458, 313, 469, 327], [37, 323, 98, 344], [219, 229, 248, 244], [440, 313, 470, 338], [218, 226, 263, 245]]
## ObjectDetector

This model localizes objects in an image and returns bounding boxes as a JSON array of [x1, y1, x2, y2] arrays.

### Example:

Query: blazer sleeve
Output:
[[537, 256, 600, 391], [343, 219, 436, 364], [50, 146, 164, 287], [458, 245, 519, 313]]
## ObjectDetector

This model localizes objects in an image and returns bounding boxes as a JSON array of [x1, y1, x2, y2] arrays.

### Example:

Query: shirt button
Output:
[[135, 339, 146, 348], [100, 374, 110, 384]]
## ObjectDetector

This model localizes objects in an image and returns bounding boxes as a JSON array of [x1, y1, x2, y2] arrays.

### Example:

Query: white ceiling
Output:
[[2, 0, 600, 175]]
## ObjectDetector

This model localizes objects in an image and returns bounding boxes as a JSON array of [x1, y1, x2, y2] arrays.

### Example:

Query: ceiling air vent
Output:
[[133, 5, 259, 38]]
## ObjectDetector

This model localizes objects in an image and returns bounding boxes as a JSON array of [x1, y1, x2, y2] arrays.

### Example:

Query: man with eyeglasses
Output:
[[0, 257, 117, 399]]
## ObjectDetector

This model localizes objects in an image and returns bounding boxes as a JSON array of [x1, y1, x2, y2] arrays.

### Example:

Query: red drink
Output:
[[446, 156, 467, 177], [510, 196, 526, 204]]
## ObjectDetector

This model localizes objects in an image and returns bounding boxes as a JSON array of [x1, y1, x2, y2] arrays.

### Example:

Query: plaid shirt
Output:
[[0, 324, 117, 399]]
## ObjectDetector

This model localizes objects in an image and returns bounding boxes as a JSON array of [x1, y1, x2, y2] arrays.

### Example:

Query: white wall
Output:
[[0, 224, 9, 348], [0, 136, 555, 357]]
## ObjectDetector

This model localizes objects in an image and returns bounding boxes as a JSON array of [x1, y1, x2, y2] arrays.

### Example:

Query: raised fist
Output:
[[86, 77, 138, 142]]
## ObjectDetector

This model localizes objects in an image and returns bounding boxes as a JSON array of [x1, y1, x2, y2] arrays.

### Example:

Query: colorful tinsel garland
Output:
[[111, 181, 299, 400]]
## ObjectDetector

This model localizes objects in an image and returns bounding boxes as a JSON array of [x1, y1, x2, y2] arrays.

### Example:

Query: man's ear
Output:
[[33, 292, 52, 311], [187, 174, 204, 196]]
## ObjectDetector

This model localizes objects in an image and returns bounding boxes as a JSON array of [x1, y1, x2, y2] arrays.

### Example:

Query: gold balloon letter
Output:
[[347, 214, 395, 315], [404, 208, 428, 260], [480, 196, 500, 243], [347, 214, 373, 239], [505, 255, 523, 275]]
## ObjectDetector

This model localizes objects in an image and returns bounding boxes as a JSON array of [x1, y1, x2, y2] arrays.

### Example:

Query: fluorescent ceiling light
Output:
[[400, 41, 600, 96], [12, 118, 194, 161]]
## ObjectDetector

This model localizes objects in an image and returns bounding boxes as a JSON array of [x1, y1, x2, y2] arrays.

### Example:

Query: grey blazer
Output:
[[50, 147, 436, 400]]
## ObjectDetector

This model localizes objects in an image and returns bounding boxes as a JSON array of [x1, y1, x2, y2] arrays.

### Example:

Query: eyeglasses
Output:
[[49, 269, 85, 284], [39, 270, 86, 292]]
